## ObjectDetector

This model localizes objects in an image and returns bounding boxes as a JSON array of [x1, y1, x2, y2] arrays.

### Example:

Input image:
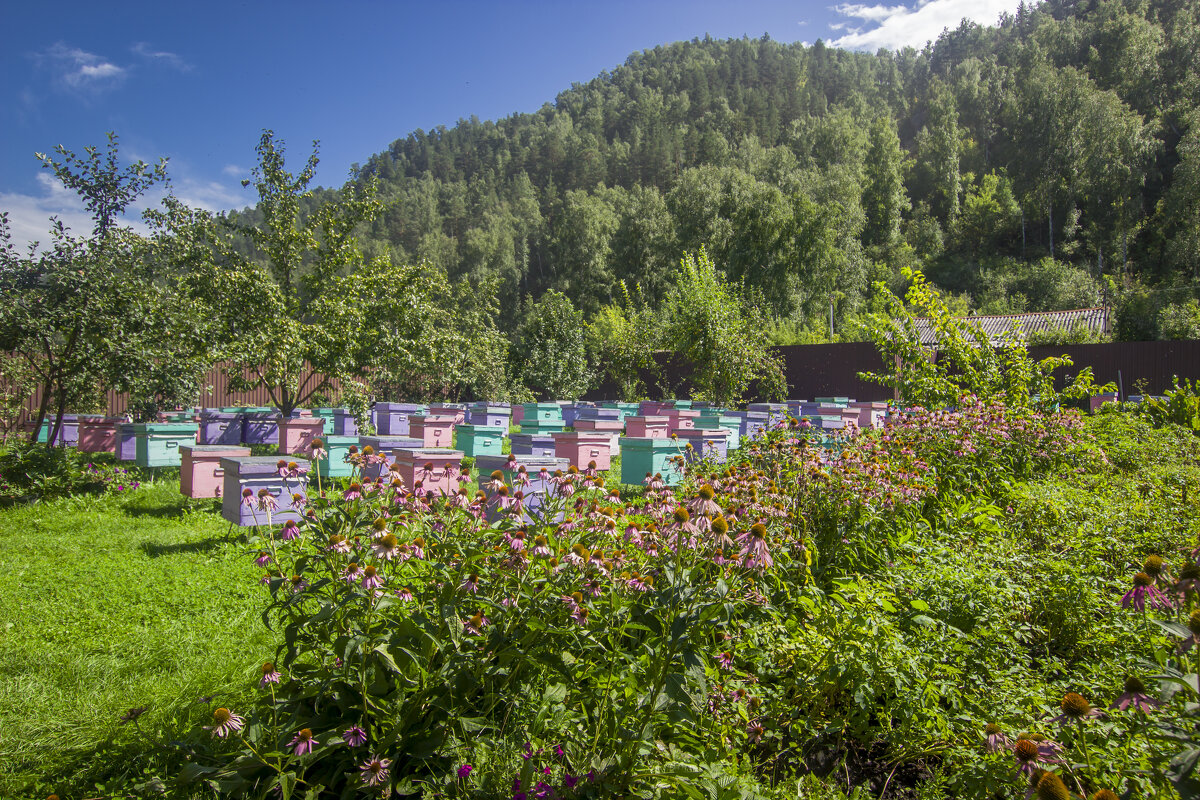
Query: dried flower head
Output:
[[1143, 554, 1165, 577], [1034, 771, 1070, 800]]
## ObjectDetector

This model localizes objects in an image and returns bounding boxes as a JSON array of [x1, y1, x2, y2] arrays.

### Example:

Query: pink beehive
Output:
[[666, 409, 699, 434], [180, 444, 252, 498], [77, 416, 122, 453], [626, 415, 669, 439], [430, 404, 467, 426], [572, 417, 623, 450], [639, 401, 674, 416], [510, 403, 525, 426], [552, 431, 613, 471], [391, 448, 464, 496], [409, 414, 456, 448], [277, 414, 325, 455], [848, 401, 889, 428]]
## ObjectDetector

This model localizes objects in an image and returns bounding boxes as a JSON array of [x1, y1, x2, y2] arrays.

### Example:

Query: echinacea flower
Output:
[[241, 488, 255, 508], [1121, 572, 1171, 611], [1090, 790, 1119, 800], [372, 533, 400, 560], [1033, 770, 1071, 800], [361, 565, 383, 590], [343, 483, 363, 501], [343, 562, 363, 583], [1176, 561, 1200, 596], [1050, 691, 1103, 724], [464, 611, 489, 635], [327, 534, 350, 554], [289, 727, 315, 755], [1012, 735, 1064, 775], [254, 551, 272, 566], [984, 723, 1008, 752], [276, 459, 289, 478], [1111, 675, 1162, 712], [359, 756, 392, 787], [259, 662, 281, 686], [343, 725, 367, 747], [205, 707, 244, 738], [738, 523, 773, 571], [257, 488, 278, 512], [279, 520, 300, 541], [717, 651, 734, 670]]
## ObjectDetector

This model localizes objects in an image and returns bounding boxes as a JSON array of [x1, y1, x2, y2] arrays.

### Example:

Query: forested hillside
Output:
[[245, 0, 1200, 342]]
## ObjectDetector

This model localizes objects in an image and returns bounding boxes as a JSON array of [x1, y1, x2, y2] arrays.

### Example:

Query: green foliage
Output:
[[0, 354, 34, 444], [510, 290, 593, 400], [859, 268, 1106, 409], [1140, 378, 1200, 434], [586, 282, 659, 402], [662, 248, 786, 407], [1159, 298, 1200, 341], [0, 444, 143, 502]]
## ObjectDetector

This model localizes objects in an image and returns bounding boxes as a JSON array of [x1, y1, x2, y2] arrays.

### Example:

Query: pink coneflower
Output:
[[326, 534, 350, 554], [717, 651, 734, 670], [1121, 572, 1171, 611], [506, 528, 527, 552], [289, 727, 315, 755], [254, 551, 272, 567], [342, 562, 364, 583], [372, 533, 401, 560], [1049, 692, 1104, 724], [688, 485, 722, 517], [1111, 676, 1162, 712], [983, 723, 1009, 753], [241, 488, 254, 508], [257, 489, 278, 512], [747, 720, 764, 743], [449, 488, 471, 509], [461, 572, 481, 593], [205, 707, 244, 738], [280, 520, 301, 541], [290, 492, 307, 508], [395, 587, 413, 601], [276, 459, 290, 478], [1176, 561, 1200, 597], [513, 466, 531, 488], [626, 572, 653, 592], [417, 461, 436, 485], [361, 565, 384, 590], [359, 756, 392, 787], [571, 606, 590, 626], [308, 438, 328, 463], [464, 611, 489, 635], [557, 476, 576, 498], [561, 591, 584, 613], [531, 534, 552, 557], [410, 537, 426, 560], [343, 726, 367, 747], [259, 662, 281, 686], [343, 482, 363, 501], [1011, 735, 1064, 776], [738, 523, 773, 571]]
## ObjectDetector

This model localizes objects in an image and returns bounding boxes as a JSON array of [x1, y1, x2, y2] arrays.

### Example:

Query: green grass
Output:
[[0, 478, 277, 796]]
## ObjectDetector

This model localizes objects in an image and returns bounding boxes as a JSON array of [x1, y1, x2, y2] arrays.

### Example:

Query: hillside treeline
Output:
[[234, 0, 1200, 342]]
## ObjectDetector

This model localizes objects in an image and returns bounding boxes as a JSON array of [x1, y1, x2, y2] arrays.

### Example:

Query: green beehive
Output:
[[671, 399, 693, 409], [311, 434, 358, 478], [619, 437, 686, 486], [519, 418, 567, 435], [522, 403, 564, 423], [134, 422, 199, 468], [456, 424, 504, 458], [694, 415, 741, 450], [814, 397, 852, 406], [311, 407, 338, 428]]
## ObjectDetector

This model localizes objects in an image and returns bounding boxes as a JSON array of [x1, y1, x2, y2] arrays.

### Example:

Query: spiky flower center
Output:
[[296, 728, 313, 741], [1090, 790, 1119, 800], [984, 723, 1002, 736], [1144, 555, 1164, 576], [276, 460, 288, 469], [750, 523, 768, 539], [363, 565, 377, 578], [213, 707, 232, 725], [261, 662, 275, 675], [699, 485, 715, 500], [1132, 571, 1153, 587], [1035, 772, 1070, 800], [1014, 738, 1039, 762], [377, 533, 398, 548], [362, 446, 374, 455], [1181, 562, 1200, 581], [712, 516, 729, 535], [1123, 675, 1146, 694], [1061, 692, 1090, 719]]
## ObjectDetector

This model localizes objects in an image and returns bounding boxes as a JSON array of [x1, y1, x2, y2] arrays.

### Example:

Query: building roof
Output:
[[911, 307, 1109, 346]]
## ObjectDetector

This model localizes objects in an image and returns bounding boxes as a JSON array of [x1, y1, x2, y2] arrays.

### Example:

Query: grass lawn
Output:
[[0, 476, 277, 797]]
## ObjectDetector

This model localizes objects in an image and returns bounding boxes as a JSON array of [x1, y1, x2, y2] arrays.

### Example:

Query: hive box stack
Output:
[[551, 431, 613, 471], [665, 408, 699, 434], [409, 414, 456, 448], [475, 454, 569, 522], [456, 424, 504, 458], [220, 456, 310, 527], [135, 422, 199, 467], [694, 414, 741, 450], [748, 403, 789, 427], [510, 433, 556, 457], [572, 416, 624, 451], [675, 428, 730, 463], [730, 410, 770, 441], [314, 435, 359, 479], [180, 444, 252, 498], [430, 403, 468, 426], [520, 403, 566, 434], [199, 409, 243, 446], [391, 448, 464, 496], [278, 412, 325, 455], [625, 415, 669, 439], [36, 415, 80, 447], [241, 408, 280, 446], [332, 408, 359, 436], [77, 416, 122, 454], [620, 437, 685, 487], [467, 403, 512, 429], [375, 403, 426, 436], [357, 435, 424, 481]]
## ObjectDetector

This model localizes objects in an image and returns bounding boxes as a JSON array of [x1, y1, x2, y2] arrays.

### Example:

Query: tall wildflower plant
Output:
[[859, 267, 1105, 410]]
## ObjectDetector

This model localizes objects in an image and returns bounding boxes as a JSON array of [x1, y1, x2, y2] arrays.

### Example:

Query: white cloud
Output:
[[221, 164, 248, 178], [131, 42, 192, 71], [830, 0, 1024, 51], [36, 42, 128, 93]]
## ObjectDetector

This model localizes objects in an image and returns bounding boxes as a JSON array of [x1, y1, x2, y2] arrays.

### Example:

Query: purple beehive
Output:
[[731, 410, 769, 440], [467, 403, 512, 428], [333, 408, 359, 436], [676, 428, 730, 463], [510, 433, 556, 457], [219, 456, 310, 527], [563, 403, 593, 427], [475, 454, 569, 523], [199, 410, 244, 446], [118, 423, 138, 461], [510, 404, 526, 426], [375, 403, 426, 436], [639, 400, 675, 416], [578, 407, 622, 422]]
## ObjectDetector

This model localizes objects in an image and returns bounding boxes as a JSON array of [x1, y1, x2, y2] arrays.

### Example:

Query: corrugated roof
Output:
[[911, 307, 1109, 346]]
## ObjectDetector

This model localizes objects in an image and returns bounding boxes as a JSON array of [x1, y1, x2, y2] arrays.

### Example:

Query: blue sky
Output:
[[1, 0, 1023, 248]]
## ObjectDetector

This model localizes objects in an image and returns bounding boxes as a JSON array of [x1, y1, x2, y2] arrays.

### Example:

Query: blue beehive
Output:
[[220, 456, 310, 527]]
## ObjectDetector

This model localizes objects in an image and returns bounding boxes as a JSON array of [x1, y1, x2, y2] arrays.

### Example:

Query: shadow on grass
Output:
[[139, 532, 243, 558], [121, 497, 220, 521]]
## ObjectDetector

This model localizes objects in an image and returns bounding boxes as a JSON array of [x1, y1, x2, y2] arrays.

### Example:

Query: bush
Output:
[[0, 443, 142, 502]]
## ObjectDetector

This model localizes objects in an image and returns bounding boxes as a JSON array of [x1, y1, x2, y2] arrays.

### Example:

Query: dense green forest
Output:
[[232, 0, 1200, 344]]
